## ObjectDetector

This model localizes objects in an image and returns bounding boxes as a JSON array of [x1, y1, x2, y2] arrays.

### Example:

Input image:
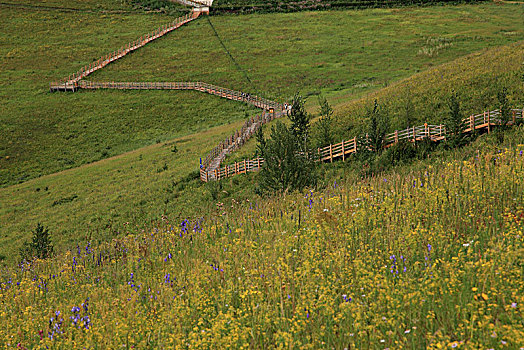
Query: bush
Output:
[[19, 223, 54, 262], [257, 121, 317, 194], [313, 95, 335, 149], [445, 90, 467, 147]]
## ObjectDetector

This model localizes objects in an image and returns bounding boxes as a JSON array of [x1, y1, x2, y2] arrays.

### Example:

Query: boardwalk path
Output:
[[49, 8, 287, 180], [200, 109, 524, 182], [49, 6, 520, 183]]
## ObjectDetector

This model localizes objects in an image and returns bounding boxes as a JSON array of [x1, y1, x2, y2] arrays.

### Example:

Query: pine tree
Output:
[[497, 86, 511, 129], [288, 93, 310, 148], [367, 100, 389, 153], [258, 121, 316, 194], [20, 223, 54, 261], [445, 90, 466, 147], [315, 95, 334, 148]]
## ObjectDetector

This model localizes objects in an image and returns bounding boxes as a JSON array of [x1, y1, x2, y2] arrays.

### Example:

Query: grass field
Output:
[[1, 2, 523, 188], [1, 129, 522, 348], [210, 0, 488, 14], [0, 4, 256, 187], [1, 2, 523, 346], [1, 8, 524, 262], [223, 41, 524, 164], [1, 40, 523, 265]]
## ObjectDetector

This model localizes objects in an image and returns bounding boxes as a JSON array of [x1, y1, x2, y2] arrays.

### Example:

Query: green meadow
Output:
[[1, 2, 523, 187], [0, 1, 523, 347], [1, 127, 523, 347], [1, 1, 524, 263]]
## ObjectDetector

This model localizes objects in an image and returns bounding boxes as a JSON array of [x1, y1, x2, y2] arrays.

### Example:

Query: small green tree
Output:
[[366, 99, 389, 153], [314, 95, 334, 148], [257, 121, 316, 194], [20, 223, 54, 261], [255, 125, 265, 155], [445, 90, 466, 147], [403, 88, 415, 128], [288, 93, 310, 148], [497, 86, 511, 129]]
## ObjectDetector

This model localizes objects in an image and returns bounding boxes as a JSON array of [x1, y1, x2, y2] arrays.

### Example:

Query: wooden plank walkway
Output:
[[77, 81, 284, 111], [47, 6, 287, 180], [49, 11, 200, 92], [200, 108, 523, 182]]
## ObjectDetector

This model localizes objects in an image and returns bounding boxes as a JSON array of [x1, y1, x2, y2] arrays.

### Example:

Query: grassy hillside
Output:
[[1, 38, 523, 265], [223, 41, 524, 164], [211, 0, 487, 13], [0, 120, 242, 264], [92, 3, 524, 99], [1, 2, 523, 187], [0, 4, 255, 187], [1, 131, 522, 348]]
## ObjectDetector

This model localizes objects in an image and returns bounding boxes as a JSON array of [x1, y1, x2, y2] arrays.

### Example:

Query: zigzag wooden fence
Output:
[[77, 81, 284, 111], [49, 11, 200, 92], [199, 108, 523, 182]]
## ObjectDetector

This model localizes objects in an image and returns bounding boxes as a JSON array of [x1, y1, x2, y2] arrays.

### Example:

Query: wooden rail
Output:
[[169, 0, 213, 7], [202, 109, 287, 173], [49, 11, 200, 92], [199, 108, 523, 182], [77, 81, 284, 111]]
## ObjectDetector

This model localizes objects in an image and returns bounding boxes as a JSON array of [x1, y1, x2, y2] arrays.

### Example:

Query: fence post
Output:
[[341, 140, 345, 161], [243, 160, 246, 173], [425, 123, 428, 138], [329, 144, 333, 163], [257, 157, 260, 169], [512, 110, 516, 125], [487, 111, 491, 133], [412, 126, 416, 143], [354, 137, 357, 153], [395, 130, 398, 143]]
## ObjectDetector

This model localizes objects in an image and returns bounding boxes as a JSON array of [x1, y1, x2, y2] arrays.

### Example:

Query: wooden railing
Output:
[[170, 0, 213, 7], [201, 157, 264, 182], [77, 81, 284, 111], [49, 11, 200, 92], [199, 108, 523, 182], [202, 109, 287, 170]]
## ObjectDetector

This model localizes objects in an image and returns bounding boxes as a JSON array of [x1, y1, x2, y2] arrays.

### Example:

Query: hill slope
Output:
[[1, 131, 523, 348], [1, 39, 523, 265], [1, 2, 523, 186]]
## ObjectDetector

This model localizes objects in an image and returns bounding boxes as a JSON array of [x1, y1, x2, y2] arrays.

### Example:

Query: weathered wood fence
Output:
[[77, 81, 284, 111], [49, 11, 200, 92], [200, 108, 523, 182]]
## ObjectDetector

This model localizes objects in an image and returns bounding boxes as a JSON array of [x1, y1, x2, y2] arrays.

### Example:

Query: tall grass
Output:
[[1, 131, 522, 348]]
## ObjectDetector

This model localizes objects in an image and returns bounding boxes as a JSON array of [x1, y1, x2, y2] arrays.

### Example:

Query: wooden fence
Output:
[[49, 11, 200, 92], [202, 109, 287, 170], [199, 108, 523, 182], [77, 81, 284, 111], [170, 0, 214, 7]]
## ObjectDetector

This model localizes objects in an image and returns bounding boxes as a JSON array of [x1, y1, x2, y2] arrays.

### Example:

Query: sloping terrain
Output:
[[1, 2, 523, 187], [1, 40, 522, 264], [1, 129, 522, 348]]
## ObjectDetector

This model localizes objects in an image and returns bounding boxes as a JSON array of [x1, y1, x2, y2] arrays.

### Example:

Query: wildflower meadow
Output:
[[1, 143, 522, 348]]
